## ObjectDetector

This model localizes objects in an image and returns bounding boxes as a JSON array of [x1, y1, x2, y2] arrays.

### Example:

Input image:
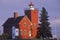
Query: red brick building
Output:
[[3, 2, 38, 39]]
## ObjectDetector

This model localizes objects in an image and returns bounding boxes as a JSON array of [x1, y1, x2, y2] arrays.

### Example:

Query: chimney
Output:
[[14, 12, 18, 18]]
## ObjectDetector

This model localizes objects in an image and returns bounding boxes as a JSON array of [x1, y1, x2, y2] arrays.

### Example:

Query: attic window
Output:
[[24, 23, 26, 27]]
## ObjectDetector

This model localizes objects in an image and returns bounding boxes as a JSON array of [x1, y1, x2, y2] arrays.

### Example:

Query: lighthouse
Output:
[[25, 2, 38, 38], [3, 2, 38, 39]]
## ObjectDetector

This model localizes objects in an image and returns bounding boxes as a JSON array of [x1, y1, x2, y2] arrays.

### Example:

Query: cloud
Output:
[[53, 35, 57, 38], [49, 18, 60, 26]]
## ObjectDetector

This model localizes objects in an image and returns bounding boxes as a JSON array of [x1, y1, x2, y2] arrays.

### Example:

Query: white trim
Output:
[[19, 16, 32, 25]]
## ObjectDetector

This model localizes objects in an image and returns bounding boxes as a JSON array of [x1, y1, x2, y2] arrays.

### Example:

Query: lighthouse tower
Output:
[[25, 2, 38, 38]]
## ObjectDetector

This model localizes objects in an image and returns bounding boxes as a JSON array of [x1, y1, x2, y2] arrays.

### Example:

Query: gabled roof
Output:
[[3, 16, 24, 26], [19, 16, 32, 24]]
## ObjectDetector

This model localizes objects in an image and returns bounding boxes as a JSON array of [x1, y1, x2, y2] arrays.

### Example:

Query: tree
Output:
[[37, 7, 52, 39]]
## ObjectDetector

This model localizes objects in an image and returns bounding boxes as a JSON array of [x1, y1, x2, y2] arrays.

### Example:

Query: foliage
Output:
[[2, 33, 9, 40], [37, 7, 52, 39]]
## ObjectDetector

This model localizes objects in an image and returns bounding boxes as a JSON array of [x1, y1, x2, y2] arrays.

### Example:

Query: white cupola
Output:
[[29, 2, 35, 10]]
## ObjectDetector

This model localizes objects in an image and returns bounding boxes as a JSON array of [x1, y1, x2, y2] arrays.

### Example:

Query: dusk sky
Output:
[[0, 0, 60, 38]]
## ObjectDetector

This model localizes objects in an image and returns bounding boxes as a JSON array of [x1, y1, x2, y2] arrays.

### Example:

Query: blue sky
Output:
[[0, 0, 60, 38]]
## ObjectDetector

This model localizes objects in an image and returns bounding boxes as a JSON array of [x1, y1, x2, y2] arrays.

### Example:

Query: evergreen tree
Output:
[[37, 7, 52, 39]]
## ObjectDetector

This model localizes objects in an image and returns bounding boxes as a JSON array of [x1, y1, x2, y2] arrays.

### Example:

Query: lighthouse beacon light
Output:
[[29, 2, 35, 10]]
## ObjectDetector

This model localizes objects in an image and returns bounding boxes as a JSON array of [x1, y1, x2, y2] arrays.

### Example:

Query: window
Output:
[[24, 30, 26, 35], [24, 23, 26, 27], [34, 23, 36, 27], [20, 30, 26, 35]]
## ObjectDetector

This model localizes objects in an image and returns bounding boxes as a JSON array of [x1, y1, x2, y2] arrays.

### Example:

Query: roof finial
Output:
[[29, 2, 34, 6], [29, 2, 35, 10]]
